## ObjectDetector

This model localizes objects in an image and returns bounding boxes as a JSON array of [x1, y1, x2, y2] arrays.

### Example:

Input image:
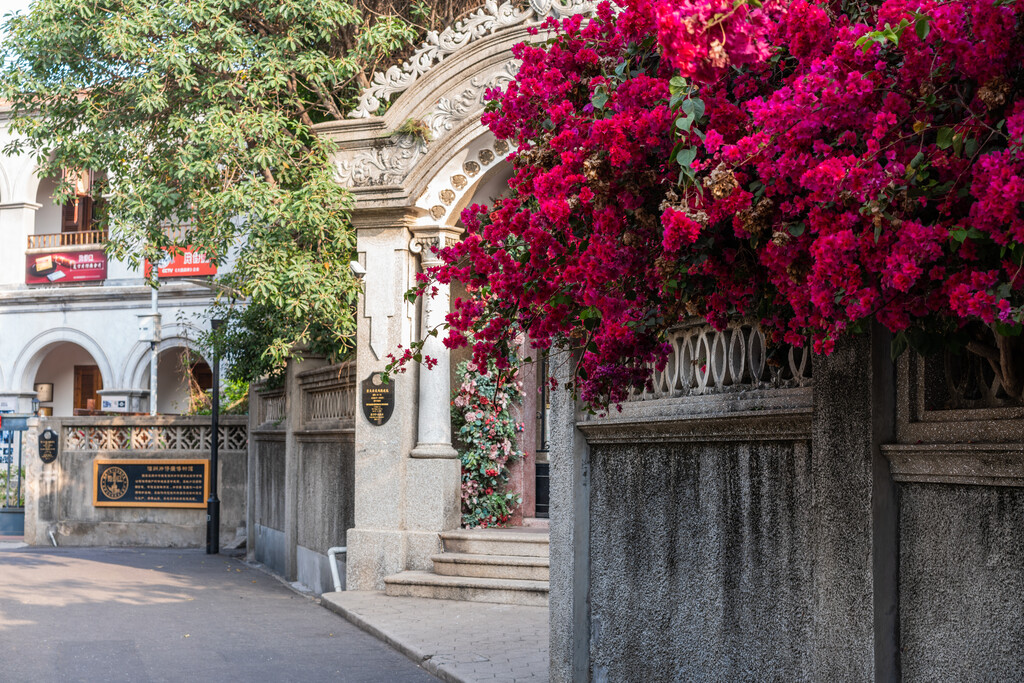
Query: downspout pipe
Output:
[[327, 546, 346, 592]]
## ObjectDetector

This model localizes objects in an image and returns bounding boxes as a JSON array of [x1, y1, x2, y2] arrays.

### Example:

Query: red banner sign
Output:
[[26, 250, 107, 284], [144, 246, 217, 278]]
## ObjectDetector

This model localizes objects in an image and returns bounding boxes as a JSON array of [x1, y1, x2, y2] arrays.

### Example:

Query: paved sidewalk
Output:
[[0, 546, 437, 682], [321, 591, 549, 683]]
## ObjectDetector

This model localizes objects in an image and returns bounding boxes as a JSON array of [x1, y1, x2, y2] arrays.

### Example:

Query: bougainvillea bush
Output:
[[413, 0, 1024, 409], [451, 360, 524, 528]]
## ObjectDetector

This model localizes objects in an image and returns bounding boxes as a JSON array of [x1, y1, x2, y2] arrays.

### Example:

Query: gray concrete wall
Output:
[[588, 440, 814, 681], [24, 415, 247, 547], [296, 438, 355, 555], [256, 440, 286, 533], [551, 328, 1024, 681], [899, 483, 1024, 681], [249, 362, 356, 594]]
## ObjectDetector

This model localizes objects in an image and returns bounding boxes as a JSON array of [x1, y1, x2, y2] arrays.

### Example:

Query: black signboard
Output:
[[38, 429, 58, 464], [93, 459, 209, 508], [361, 372, 395, 426]]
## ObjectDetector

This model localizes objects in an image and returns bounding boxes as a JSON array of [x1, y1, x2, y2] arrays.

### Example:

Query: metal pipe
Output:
[[206, 318, 223, 554], [149, 283, 158, 416], [327, 546, 347, 592]]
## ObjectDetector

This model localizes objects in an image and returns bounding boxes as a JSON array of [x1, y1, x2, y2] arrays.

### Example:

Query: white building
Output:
[[0, 106, 224, 417]]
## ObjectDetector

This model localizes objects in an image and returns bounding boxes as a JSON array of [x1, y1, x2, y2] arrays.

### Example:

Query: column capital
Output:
[[409, 226, 463, 266]]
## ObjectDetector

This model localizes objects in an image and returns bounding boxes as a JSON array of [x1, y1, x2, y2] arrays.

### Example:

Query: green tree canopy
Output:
[[1, 0, 477, 382]]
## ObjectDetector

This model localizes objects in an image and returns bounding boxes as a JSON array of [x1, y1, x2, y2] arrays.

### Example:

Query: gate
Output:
[[0, 414, 27, 536]]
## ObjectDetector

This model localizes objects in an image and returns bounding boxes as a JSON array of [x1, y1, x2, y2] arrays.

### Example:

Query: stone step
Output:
[[384, 570, 548, 607], [439, 528, 549, 558], [431, 552, 550, 581]]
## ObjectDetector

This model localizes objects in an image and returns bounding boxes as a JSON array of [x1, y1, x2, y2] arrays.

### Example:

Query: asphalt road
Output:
[[0, 544, 438, 683]]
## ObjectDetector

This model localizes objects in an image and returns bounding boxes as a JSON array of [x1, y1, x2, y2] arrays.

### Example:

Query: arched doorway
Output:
[[32, 341, 108, 416], [138, 346, 213, 415]]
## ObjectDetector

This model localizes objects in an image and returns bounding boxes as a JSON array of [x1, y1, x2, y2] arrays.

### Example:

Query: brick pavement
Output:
[[321, 591, 549, 683]]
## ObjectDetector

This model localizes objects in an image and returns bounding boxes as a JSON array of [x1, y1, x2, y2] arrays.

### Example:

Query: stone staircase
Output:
[[383, 527, 549, 607]]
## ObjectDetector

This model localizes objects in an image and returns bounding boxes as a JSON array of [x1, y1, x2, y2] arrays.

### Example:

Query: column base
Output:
[[410, 442, 459, 459]]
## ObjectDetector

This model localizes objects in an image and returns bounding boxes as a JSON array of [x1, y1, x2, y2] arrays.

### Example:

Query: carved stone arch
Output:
[[320, 0, 598, 201], [124, 323, 211, 390], [348, 0, 598, 119], [12, 327, 115, 393]]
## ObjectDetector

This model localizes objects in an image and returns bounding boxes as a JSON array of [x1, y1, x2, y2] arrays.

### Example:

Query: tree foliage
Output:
[[1, 0, 480, 383]]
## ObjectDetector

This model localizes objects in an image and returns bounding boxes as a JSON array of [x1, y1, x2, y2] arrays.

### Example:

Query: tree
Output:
[[1, 0, 478, 383]]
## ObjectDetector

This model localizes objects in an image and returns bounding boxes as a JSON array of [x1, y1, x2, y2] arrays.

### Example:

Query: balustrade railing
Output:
[[632, 321, 813, 402], [61, 417, 248, 452], [298, 363, 356, 427], [27, 230, 108, 250], [255, 389, 286, 428]]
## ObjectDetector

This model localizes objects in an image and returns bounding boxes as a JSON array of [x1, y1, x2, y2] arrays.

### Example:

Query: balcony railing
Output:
[[27, 230, 109, 250]]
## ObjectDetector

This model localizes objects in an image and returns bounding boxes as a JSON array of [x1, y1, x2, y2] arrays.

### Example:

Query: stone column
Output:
[[0, 202, 41, 289], [409, 227, 461, 460], [345, 210, 460, 591]]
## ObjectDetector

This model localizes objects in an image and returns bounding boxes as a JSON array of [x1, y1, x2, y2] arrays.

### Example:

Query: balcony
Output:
[[27, 230, 109, 251]]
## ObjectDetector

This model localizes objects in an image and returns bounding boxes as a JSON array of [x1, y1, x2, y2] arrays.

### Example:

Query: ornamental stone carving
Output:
[[335, 133, 427, 187], [349, 0, 600, 119]]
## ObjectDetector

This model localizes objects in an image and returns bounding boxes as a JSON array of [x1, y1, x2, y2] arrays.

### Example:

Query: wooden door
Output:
[[73, 365, 103, 412]]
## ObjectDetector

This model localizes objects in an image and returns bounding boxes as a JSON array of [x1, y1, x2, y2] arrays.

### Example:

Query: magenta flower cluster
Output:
[[408, 0, 1024, 409]]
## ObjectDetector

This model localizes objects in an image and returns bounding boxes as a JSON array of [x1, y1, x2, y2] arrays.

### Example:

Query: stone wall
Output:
[[249, 359, 356, 594], [23, 415, 248, 547], [549, 322, 1024, 681]]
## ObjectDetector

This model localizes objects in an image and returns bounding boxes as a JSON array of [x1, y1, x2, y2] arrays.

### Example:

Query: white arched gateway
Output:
[[315, 0, 597, 592]]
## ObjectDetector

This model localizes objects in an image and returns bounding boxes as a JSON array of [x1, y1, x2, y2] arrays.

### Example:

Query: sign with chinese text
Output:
[[26, 250, 107, 285], [38, 429, 58, 464], [144, 246, 217, 278], [93, 459, 209, 508], [361, 373, 395, 426]]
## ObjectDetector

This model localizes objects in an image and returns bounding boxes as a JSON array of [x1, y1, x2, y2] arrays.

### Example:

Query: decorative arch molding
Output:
[[415, 132, 512, 226], [320, 0, 599, 202], [123, 323, 211, 390], [12, 327, 115, 393], [349, 0, 598, 119]]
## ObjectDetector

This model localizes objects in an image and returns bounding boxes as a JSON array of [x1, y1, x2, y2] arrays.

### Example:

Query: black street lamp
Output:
[[206, 318, 224, 555]]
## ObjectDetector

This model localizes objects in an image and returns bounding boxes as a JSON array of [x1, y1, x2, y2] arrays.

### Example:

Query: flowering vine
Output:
[[396, 0, 1024, 410], [451, 360, 524, 528]]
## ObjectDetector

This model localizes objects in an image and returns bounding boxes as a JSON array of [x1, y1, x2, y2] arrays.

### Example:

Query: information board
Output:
[[93, 459, 209, 508]]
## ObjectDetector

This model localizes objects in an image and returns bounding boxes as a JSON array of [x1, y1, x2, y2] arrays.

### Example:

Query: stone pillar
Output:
[[547, 350, 590, 683], [810, 328, 898, 681], [345, 210, 460, 591], [0, 202, 41, 289], [409, 227, 461, 459]]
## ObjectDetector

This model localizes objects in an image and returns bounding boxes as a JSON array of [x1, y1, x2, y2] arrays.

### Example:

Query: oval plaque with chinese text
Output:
[[361, 373, 395, 426]]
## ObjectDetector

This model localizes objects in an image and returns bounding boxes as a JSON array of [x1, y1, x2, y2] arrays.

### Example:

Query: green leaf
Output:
[[676, 147, 697, 168], [891, 331, 909, 361], [936, 127, 954, 150], [915, 15, 931, 40]]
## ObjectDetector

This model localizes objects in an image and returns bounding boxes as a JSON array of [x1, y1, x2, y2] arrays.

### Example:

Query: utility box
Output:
[[138, 313, 161, 343]]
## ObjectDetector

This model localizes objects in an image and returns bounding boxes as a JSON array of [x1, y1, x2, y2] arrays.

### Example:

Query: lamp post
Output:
[[206, 318, 224, 555]]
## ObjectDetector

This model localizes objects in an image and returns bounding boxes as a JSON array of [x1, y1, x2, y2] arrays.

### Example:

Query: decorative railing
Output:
[[922, 349, 1023, 411], [27, 230, 108, 250], [255, 389, 286, 428], [299, 362, 356, 427], [632, 322, 813, 401], [61, 417, 248, 452]]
